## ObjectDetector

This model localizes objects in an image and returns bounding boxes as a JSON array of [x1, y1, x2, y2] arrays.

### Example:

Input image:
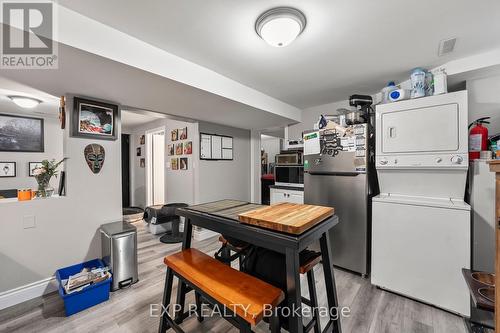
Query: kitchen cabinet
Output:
[[270, 187, 304, 205]]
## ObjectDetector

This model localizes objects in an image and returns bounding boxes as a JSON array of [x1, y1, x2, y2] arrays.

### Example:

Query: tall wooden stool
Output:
[[217, 237, 323, 333]]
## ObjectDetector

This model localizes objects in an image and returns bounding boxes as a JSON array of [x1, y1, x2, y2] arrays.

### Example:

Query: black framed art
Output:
[[71, 97, 118, 140], [0, 162, 16, 177], [0, 114, 44, 152], [58, 171, 66, 196], [28, 162, 43, 176]]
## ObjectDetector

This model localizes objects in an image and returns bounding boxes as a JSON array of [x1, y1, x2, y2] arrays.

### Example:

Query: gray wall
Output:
[[0, 95, 122, 293], [165, 119, 198, 205], [127, 118, 198, 207], [198, 122, 251, 203]]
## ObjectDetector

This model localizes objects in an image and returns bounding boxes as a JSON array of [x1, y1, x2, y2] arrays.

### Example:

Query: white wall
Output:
[[288, 100, 350, 141], [0, 113, 63, 191], [467, 74, 500, 135], [261, 135, 281, 172], [152, 131, 166, 205], [198, 122, 251, 203], [0, 95, 122, 294]]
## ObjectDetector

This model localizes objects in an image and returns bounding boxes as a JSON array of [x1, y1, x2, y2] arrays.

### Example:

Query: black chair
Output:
[[156, 203, 188, 244]]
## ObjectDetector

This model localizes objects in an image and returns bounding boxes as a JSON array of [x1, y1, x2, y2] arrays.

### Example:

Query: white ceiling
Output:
[[0, 43, 294, 130], [121, 110, 165, 129], [0, 78, 59, 116], [59, 0, 500, 108]]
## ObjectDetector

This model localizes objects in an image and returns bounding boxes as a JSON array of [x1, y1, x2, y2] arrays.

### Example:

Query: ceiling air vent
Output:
[[438, 38, 457, 56]]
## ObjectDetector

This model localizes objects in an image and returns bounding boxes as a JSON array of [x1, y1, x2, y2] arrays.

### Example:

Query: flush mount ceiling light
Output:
[[256, 7, 306, 47], [8, 96, 42, 108]]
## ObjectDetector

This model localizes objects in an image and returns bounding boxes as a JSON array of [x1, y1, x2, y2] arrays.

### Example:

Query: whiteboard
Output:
[[211, 135, 222, 159], [222, 136, 233, 149], [200, 134, 211, 159], [222, 148, 233, 160], [200, 133, 233, 160]]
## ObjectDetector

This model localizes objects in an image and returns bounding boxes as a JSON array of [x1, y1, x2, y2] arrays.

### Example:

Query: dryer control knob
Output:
[[435, 157, 442, 163], [451, 155, 463, 164], [380, 159, 388, 165]]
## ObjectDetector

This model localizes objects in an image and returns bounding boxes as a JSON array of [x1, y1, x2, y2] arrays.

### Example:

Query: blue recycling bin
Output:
[[55, 259, 111, 316]]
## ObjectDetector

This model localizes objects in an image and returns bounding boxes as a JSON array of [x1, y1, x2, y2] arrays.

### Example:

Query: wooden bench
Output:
[[159, 248, 285, 333]]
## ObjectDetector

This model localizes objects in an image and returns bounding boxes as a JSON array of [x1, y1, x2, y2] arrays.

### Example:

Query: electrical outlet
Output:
[[23, 215, 36, 229]]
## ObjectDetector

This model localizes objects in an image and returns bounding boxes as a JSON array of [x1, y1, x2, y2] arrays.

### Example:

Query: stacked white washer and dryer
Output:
[[371, 90, 471, 316]]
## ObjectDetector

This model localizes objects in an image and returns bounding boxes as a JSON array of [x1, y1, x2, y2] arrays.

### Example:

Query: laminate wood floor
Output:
[[0, 221, 470, 333]]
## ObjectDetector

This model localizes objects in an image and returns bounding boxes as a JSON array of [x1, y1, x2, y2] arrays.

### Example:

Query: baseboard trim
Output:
[[0, 276, 58, 310]]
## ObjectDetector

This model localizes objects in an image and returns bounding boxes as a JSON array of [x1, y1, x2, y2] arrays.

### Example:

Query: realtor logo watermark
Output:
[[150, 303, 352, 321], [1, 0, 58, 68]]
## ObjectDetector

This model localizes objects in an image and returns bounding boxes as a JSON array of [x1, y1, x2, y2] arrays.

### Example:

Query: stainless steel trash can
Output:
[[100, 221, 139, 291]]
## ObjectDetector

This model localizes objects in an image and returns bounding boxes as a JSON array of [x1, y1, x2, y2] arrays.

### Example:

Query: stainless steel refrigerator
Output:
[[304, 123, 377, 276]]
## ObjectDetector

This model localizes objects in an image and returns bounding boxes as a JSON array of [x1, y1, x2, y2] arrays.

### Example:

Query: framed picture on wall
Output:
[[0, 114, 44, 152], [175, 143, 183, 155], [180, 157, 188, 170], [140, 158, 145, 168], [136, 147, 141, 156], [171, 129, 178, 141], [58, 171, 66, 196], [139, 135, 145, 145], [179, 127, 188, 140], [171, 158, 178, 170], [183, 141, 192, 155], [168, 144, 174, 156], [0, 162, 16, 177], [28, 162, 43, 176], [71, 97, 118, 140]]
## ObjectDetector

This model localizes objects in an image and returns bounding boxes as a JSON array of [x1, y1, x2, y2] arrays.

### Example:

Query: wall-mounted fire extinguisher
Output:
[[469, 117, 490, 160]]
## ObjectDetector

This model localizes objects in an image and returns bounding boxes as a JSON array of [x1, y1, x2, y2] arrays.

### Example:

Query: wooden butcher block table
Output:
[[174, 200, 341, 333], [238, 202, 335, 234]]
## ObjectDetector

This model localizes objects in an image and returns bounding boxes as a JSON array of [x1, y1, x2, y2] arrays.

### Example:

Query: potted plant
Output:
[[33, 158, 67, 198]]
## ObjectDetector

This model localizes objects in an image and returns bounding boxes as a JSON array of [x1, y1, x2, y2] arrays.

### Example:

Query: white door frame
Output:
[[250, 130, 262, 204], [145, 126, 166, 207]]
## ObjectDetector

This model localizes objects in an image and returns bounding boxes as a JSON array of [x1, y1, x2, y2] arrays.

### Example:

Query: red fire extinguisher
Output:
[[469, 117, 490, 160]]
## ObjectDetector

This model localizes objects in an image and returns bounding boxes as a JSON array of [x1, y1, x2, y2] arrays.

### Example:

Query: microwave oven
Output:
[[275, 165, 304, 187], [275, 152, 302, 165]]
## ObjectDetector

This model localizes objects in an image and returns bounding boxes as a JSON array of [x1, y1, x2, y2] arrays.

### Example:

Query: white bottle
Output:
[[433, 69, 448, 95]]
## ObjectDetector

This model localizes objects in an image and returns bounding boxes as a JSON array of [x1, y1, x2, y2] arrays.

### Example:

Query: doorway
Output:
[[121, 133, 131, 207], [146, 128, 166, 206]]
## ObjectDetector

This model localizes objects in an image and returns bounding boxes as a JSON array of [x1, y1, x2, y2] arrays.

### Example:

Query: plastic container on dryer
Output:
[[433, 69, 448, 95], [381, 81, 398, 104], [410, 68, 426, 99], [389, 89, 411, 102], [425, 71, 434, 96]]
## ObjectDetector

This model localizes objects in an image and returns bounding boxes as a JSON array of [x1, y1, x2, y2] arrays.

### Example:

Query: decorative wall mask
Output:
[[84, 144, 105, 174]]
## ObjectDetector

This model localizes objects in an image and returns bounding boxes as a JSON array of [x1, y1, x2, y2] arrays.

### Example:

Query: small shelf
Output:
[[0, 195, 65, 205]]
